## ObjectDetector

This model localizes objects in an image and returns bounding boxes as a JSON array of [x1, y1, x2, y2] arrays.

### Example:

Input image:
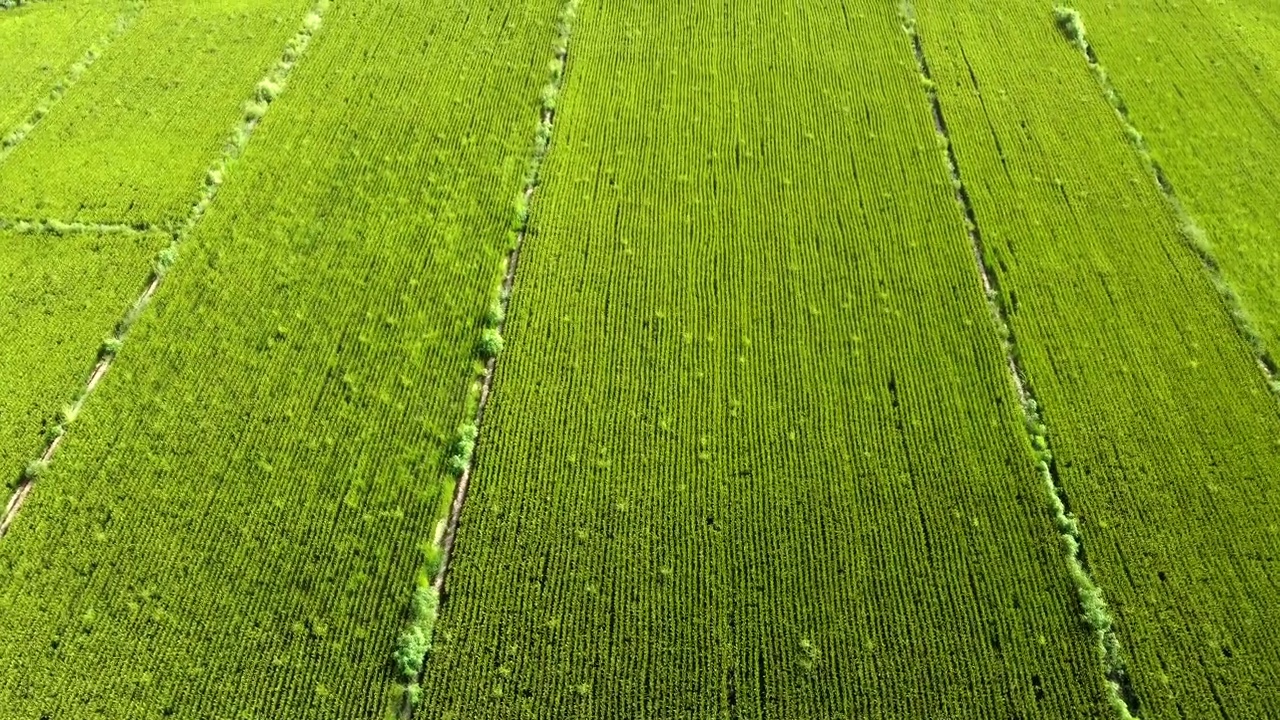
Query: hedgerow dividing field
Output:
[[0, 0, 562, 716], [913, 0, 1280, 715]]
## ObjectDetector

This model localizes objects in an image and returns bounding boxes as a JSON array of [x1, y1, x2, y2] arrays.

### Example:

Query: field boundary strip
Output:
[[386, 0, 581, 714], [0, 0, 333, 539], [898, 2, 1142, 717], [0, 218, 152, 235], [0, 1, 143, 162], [1050, 6, 1279, 397]]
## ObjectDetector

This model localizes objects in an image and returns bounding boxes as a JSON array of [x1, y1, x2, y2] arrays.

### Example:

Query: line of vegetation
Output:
[[900, 3, 1140, 717], [0, 1, 142, 160], [1052, 5, 1277, 396], [391, 0, 581, 715], [189, 0, 331, 233], [0, 218, 151, 235]]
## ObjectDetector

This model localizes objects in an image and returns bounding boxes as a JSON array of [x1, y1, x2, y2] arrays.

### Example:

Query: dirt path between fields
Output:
[[432, 120, 549, 595]]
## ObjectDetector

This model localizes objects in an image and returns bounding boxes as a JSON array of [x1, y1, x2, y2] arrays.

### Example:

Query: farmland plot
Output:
[[913, 0, 1280, 715], [0, 229, 165, 499], [419, 0, 1116, 716], [0, 0, 561, 716], [0, 0, 134, 136], [0, 0, 312, 228], [1062, 0, 1280, 366]]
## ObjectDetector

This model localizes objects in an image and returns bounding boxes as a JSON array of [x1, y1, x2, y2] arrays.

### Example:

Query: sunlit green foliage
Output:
[[0, 230, 164, 489], [0, 0, 312, 227], [1061, 0, 1280, 364], [912, 0, 1280, 715], [0, 0, 561, 717], [0, 0, 133, 136], [418, 0, 1115, 716]]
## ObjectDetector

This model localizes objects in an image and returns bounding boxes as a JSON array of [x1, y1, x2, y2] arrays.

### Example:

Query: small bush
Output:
[[476, 328, 504, 360], [44, 424, 65, 444], [99, 335, 124, 358], [539, 84, 558, 111], [392, 626, 429, 679], [511, 195, 530, 232], [255, 79, 283, 103], [484, 299, 505, 328], [23, 459, 49, 481], [422, 544, 444, 581], [1053, 6, 1086, 49], [445, 423, 479, 477], [153, 245, 179, 275]]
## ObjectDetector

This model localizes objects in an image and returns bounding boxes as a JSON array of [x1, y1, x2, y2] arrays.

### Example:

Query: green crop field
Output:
[[421, 0, 1114, 715], [0, 0, 313, 227], [913, 0, 1280, 715], [0, 0, 1277, 718], [0, 227, 165, 497], [1060, 0, 1280, 372], [0, 0, 133, 136]]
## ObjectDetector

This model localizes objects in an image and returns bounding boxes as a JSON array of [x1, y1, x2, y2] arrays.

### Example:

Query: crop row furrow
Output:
[[1052, 6, 1278, 396], [900, 3, 1139, 717]]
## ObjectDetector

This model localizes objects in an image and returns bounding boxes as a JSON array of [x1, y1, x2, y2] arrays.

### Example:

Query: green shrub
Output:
[[392, 626, 429, 679], [22, 459, 49, 482], [476, 328, 504, 360], [484, 298, 505, 328], [1053, 6, 1086, 49], [100, 338, 125, 362], [445, 423, 479, 477]]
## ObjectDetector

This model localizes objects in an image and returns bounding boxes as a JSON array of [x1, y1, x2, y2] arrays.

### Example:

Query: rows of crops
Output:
[[419, 0, 1125, 715], [0, 228, 165, 503], [1, 0, 1279, 717], [912, 0, 1280, 716], [0, 0, 313, 228], [0, 0, 562, 715], [0, 0, 133, 139], [0, 0, 323, 524], [1058, 0, 1280, 370]]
